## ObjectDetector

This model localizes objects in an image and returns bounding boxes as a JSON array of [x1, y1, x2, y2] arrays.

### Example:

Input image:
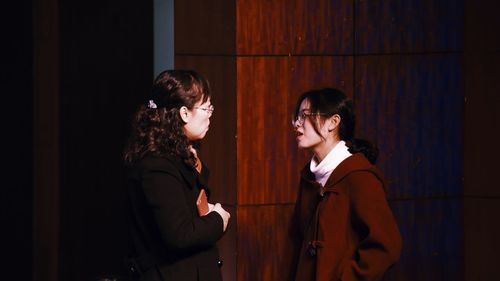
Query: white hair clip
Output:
[[147, 100, 157, 109]]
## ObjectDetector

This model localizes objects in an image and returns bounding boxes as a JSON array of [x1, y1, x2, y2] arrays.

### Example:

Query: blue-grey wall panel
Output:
[[154, 0, 174, 75], [355, 55, 463, 199], [291, 0, 353, 55], [386, 199, 463, 281], [356, 0, 464, 54]]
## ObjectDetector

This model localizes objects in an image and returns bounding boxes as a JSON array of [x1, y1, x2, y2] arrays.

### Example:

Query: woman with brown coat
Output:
[[290, 88, 402, 281]]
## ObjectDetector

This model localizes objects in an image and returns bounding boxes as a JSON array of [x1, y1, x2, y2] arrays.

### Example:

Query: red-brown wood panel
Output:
[[237, 205, 295, 281], [237, 0, 353, 55], [237, 56, 353, 204], [292, 0, 353, 54], [176, 55, 237, 205], [175, 0, 235, 55], [355, 54, 463, 199], [356, 0, 463, 53], [236, 57, 298, 204], [237, 57, 291, 162], [290, 56, 354, 98], [237, 0, 292, 54]]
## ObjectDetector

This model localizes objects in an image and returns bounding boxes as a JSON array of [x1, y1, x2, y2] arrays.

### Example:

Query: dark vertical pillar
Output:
[[57, 0, 153, 279], [463, 0, 500, 279], [33, 0, 60, 279], [2, 1, 34, 281], [32, 0, 154, 280]]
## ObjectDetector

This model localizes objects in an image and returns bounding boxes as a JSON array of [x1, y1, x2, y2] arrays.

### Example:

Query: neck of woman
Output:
[[313, 138, 340, 163]]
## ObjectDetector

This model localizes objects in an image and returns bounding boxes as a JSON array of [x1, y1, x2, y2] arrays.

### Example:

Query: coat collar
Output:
[[177, 159, 198, 189], [173, 156, 211, 194], [300, 153, 383, 193], [142, 155, 209, 191]]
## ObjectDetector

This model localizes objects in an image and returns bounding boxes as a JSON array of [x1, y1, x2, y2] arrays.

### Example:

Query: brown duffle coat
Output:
[[290, 153, 402, 281]]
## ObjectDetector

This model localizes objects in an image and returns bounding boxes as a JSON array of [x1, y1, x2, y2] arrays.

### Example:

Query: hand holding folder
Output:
[[197, 189, 230, 231], [196, 189, 209, 216]]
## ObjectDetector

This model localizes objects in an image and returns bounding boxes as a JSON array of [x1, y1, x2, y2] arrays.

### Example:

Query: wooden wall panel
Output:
[[356, 0, 464, 53], [463, 1, 500, 279], [237, 57, 291, 162], [464, 53, 500, 197], [465, 0, 500, 51], [237, 205, 295, 281], [290, 56, 354, 98], [175, 0, 235, 55], [386, 199, 463, 281], [237, 56, 353, 205], [464, 198, 500, 280], [355, 55, 463, 199], [237, 0, 353, 55], [175, 55, 238, 205], [292, 0, 353, 54], [237, 0, 292, 54], [236, 57, 299, 204]]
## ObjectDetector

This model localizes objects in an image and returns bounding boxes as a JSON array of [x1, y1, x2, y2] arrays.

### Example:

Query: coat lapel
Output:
[[174, 158, 198, 190], [174, 157, 212, 198]]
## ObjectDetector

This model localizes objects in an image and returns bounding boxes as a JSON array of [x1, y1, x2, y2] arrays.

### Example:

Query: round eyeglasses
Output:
[[291, 111, 327, 127], [194, 105, 215, 116]]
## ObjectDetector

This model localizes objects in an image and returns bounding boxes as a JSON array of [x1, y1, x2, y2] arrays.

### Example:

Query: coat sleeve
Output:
[[341, 171, 402, 281], [141, 159, 224, 251]]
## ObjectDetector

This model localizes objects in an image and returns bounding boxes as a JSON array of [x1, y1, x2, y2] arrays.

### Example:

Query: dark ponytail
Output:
[[348, 138, 378, 164], [294, 88, 379, 164]]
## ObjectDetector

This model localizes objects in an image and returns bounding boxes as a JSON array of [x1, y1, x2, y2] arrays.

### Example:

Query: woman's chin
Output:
[[297, 142, 309, 149]]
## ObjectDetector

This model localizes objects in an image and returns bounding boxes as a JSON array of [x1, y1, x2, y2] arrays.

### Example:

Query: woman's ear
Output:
[[179, 106, 190, 123], [328, 114, 341, 132]]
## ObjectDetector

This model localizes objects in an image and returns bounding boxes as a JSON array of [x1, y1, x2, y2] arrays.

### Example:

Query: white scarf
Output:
[[310, 140, 352, 189]]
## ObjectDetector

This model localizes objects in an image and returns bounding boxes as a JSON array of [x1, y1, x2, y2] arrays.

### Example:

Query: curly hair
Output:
[[124, 69, 211, 167]]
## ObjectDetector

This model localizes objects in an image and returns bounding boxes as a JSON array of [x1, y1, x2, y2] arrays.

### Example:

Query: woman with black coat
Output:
[[124, 70, 230, 281]]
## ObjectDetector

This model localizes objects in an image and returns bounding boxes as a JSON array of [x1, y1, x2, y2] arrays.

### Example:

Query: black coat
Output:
[[127, 155, 224, 281]]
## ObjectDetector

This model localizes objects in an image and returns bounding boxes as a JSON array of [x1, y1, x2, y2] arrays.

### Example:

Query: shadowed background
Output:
[[3, 0, 499, 280]]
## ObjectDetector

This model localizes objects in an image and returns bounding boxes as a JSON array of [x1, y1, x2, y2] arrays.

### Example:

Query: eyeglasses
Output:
[[291, 110, 326, 127], [194, 105, 215, 116]]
